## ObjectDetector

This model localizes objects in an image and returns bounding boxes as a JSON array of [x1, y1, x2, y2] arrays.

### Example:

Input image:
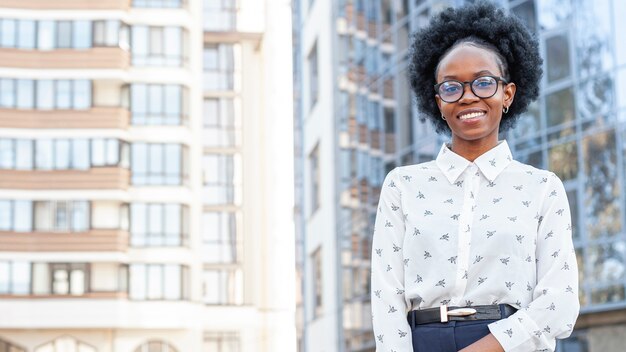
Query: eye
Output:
[[440, 82, 461, 94], [473, 77, 496, 88]]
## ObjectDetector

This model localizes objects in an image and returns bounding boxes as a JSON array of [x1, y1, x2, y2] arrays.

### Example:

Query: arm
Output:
[[371, 168, 412, 351], [486, 173, 580, 352]]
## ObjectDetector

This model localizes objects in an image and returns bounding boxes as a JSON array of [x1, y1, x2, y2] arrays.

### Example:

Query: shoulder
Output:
[[508, 160, 557, 180]]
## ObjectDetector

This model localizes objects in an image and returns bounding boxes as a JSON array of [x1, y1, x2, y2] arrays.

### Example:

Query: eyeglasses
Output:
[[434, 75, 509, 103]]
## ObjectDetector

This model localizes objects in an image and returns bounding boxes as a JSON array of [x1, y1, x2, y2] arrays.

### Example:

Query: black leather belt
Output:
[[407, 304, 517, 327]]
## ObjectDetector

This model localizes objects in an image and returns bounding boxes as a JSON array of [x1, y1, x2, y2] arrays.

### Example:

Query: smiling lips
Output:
[[458, 110, 486, 120]]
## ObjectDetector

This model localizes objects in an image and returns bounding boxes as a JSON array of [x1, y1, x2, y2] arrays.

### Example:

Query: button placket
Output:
[[451, 164, 479, 304]]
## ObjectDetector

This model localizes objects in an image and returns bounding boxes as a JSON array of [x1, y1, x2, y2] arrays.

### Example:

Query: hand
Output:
[[458, 333, 504, 352]]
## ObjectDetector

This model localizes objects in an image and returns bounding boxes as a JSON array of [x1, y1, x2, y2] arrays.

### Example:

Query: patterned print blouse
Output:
[[371, 140, 579, 352]]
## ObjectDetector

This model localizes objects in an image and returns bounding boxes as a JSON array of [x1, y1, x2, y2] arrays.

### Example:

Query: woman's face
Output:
[[435, 44, 516, 145]]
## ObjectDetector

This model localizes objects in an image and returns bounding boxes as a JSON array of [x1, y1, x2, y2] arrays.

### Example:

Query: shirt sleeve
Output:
[[488, 172, 580, 352], [371, 168, 412, 351]]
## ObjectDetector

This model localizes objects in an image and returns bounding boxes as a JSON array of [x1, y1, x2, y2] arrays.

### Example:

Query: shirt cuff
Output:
[[487, 310, 553, 352]]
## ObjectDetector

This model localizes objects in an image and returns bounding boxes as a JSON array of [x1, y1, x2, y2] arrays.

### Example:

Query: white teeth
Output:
[[459, 112, 485, 120]]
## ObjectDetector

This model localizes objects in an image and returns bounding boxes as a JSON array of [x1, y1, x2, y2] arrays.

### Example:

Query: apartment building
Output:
[[0, 0, 295, 351], [293, 0, 626, 351]]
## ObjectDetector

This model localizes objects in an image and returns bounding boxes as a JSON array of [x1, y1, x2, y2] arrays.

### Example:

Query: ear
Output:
[[503, 82, 516, 110]]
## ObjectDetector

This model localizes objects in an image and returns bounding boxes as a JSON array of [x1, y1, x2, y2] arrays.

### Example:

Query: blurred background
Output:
[[0, 0, 625, 351]]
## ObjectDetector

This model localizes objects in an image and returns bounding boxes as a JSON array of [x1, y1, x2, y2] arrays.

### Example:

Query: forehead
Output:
[[436, 44, 502, 81]]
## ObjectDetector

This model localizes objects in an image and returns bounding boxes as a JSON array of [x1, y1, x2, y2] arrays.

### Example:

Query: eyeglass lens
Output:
[[438, 76, 499, 102]]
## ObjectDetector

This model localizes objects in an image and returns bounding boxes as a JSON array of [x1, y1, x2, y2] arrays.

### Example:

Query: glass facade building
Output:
[[293, 0, 626, 351]]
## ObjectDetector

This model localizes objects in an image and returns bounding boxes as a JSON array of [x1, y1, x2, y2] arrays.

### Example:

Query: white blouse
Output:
[[371, 140, 579, 352]]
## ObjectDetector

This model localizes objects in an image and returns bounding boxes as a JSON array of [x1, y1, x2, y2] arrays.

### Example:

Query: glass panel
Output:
[[130, 203, 147, 246], [13, 200, 32, 232], [538, 0, 572, 30], [0, 139, 13, 169], [0, 200, 10, 231], [11, 261, 30, 294], [131, 26, 148, 65], [74, 80, 91, 109], [36, 80, 54, 110], [615, 0, 626, 66], [617, 68, 626, 110], [546, 34, 570, 83], [37, 20, 55, 50], [591, 284, 625, 304], [131, 143, 148, 185], [147, 265, 163, 299], [165, 144, 181, 185], [18, 20, 36, 49], [55, 201, 69, 231], [164, 264, 181, 299], [53, 268, 69, 294], [131, 84, 148, 124], [15, 140, 33, 170], [548, 141, 577, 181], [567, 189, 579, 240], [55, 139, 71, 169], [511, 0, 537, 33], [70, 269, 85, 295], [35, 139, 53, 170], [57, 21, 72, 48], [91, 139, 105, 166], [147, 204, 163, 246], [56, 80, 72, 109], [164, 27, 182, 66], [164, 204, 181, 245], [164, 85, 181, 124], [105, 20, 120, 47], [148, 85, 163, 118], [0, 262, 9, 293], [130, 264, 146, 299], [0, 79, 15, 108], [574, 0, 612, 78], [72, 201, 89, 232], [1, 19, 16, 47], [546, 87, 576, 128], [16, 80, 34, 109], [106, 139, 119, 165], [72, 139, 89, 170], [73, 21, 92, 49], [583, 130, 620, 238], [578, 75, 613, 121]]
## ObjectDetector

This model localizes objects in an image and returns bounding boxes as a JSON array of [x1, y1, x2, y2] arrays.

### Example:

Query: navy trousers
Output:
[[411, 319, 498, 352]]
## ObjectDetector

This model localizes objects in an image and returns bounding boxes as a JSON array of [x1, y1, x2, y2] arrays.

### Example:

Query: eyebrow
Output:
[[442, 70, 496, 80]]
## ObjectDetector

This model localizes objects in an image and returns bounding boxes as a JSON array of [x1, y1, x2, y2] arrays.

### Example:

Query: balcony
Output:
[[0, 107, 130, 129], [0, 167, 130, 190], [0, 229, 129, 252], [0, 47, 130, 70], [0, 0, 130, 10]]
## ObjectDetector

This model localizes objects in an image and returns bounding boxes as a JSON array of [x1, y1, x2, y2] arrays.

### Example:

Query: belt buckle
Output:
[[440, 305, 477, 322]]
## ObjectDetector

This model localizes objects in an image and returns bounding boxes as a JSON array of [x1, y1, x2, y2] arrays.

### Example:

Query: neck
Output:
[[450, 136, 499, 162]]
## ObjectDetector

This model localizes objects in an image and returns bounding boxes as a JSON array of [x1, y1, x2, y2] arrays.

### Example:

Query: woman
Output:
[[370, 2, 579, 352]]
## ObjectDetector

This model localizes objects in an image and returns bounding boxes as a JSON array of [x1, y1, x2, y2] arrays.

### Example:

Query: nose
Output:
[[458, 83, 480, 103]]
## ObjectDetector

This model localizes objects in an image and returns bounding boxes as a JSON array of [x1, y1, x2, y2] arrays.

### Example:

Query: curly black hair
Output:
[[408, 1, 542, 134]]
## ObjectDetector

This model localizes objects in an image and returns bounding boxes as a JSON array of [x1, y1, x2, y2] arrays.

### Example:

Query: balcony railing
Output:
[[0, 167, 130, 190], [0, 47, 130, 69], [0, 229, 129, 252], [0, 107, 130, 129], [0, 0, 130, 10]]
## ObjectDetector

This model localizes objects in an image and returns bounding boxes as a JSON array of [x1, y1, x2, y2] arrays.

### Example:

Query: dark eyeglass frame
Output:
[[434, 75, 510, 103]]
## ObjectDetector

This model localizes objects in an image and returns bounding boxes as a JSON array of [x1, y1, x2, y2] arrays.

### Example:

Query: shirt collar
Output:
[[435, 140, 513, 184]]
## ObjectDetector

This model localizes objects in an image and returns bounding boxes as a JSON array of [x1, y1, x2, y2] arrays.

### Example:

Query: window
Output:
[[0, 138, 125, 171], [133, 0, 184, 8], [0, 79, 91, 110], [202, 268, 243, 305], [202, 211, 239, 263], [308, 41, 319, 109], [34, 201, 90, 232], [309, 143, 320, 214], [203, 332, 240, 352], [34, 336, 96, 352], [202, 154, 240, 205], [129, 264, 188, 300], [131, 84, 188, 125], [131, 143, 186, 185], [203, 0, 237, 31], [130, 203, 189, 247], [312, 247, 323, 317], [0, 339, 26, 352], [133, 341, 178, 352], [546, 34, 571, 83], [203, 44, 238, 91], [0, 200, 33, 232], [203, 98, 239, 147], [131, 26, 185, 66], [50, 263, 88, 295], [0, 261, 31, 295]]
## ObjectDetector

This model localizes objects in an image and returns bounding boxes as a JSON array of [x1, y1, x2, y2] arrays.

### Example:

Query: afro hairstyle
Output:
[[408, 1, 542, 134]]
